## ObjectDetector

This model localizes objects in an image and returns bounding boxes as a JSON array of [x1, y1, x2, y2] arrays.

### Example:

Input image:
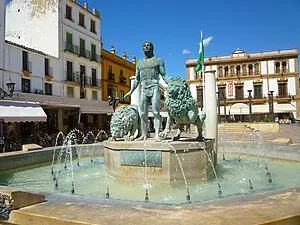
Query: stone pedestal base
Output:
[[103, 138, 215, 183]]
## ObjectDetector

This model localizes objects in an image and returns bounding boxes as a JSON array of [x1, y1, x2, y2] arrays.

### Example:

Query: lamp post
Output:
[[0, 81, 15, 99], [268, 90, 274, 122], [248, 90, 252, 123], [107, 92, 119, 112], [216, 91, 221, 124]]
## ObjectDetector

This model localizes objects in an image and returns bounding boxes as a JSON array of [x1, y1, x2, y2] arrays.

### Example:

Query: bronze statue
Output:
[[124, 41, 169, 141]]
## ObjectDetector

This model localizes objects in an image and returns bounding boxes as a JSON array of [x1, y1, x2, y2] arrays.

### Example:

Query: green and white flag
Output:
[[195, 30, 204, 73]]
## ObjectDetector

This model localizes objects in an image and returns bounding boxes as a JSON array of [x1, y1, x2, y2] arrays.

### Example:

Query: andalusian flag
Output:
[[195, 30, 204, 73]]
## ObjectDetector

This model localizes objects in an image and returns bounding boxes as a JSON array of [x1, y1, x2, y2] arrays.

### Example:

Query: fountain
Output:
[[0, 43, 299, 224]]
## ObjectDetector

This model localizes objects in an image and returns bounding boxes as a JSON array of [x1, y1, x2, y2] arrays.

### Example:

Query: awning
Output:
[[80, 105, 113, 114], [229, 103, 249, 115], [274, 103, 296, 113], [0, 100, 47, 123]]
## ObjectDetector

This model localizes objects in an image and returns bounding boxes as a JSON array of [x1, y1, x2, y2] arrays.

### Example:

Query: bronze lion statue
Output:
[[160, 77, 206, 141], [109, 105, 140, 141]]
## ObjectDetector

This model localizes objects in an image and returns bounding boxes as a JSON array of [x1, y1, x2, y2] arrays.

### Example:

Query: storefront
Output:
[[0, 100, 47, 152]]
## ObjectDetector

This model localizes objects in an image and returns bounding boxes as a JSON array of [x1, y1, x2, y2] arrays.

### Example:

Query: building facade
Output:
[[186, 49, 299, 122], [101, 45, 136, 105], [4, 0, 110, 133], [0, 0, 6, 90]]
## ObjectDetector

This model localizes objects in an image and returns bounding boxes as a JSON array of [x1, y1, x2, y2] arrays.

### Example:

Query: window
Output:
[[67, 86, 74, 97], [21, 78, 30, 93], [92, 68, 97, 86], [275, 62, 280, 73], [235, 85, 244, 100], [45, 83, 52, 95], [196, 87, 203, 108], [66, 32, 73, 51], [224, 66, 229, 77], [90, 19, 96, 33], [278, 82, 288, 98], [67, 61, 73, 81], [22, 51, 29, 71], [236, 65, 241, 76], [230, 65, 234, 76], [218, 87, 226, 100], [66, 5, 72, 21], [218, 66, 223, 78], [120, 91, 124, 102], [92, 90, 97, 100], [79, 12, 85, 27], [254, 63, 260, 75], [242, 64, 247, 75], [254, 84, 262, 99], [282, 61, 287, 73], [91, 44, 96, 61], [79, 38, 85, 56], [108, 85, 115, 97], [80, 65, 86, 99], [108, 65, 114, 80], [45, 58, 49, 75], [248, 64, 253, 75]]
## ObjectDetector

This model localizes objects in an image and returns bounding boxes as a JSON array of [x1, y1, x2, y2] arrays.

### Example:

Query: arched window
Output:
[[275, 62, 280, 73], [242, 64, 247, 75], [254, 63, 260, 75], [224, 66, 229, 77], [230, 65, 235, 76], [282, 61, 287, 73], [236, 65, 241, 76], [248, 64, 253, 75], [218, 66, 223, 78]]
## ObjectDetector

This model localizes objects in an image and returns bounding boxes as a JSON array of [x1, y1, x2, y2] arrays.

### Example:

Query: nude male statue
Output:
[[124, 41, 169, 141]]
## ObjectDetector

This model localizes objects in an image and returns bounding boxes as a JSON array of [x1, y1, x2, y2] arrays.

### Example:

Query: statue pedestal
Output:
[[103, 138, 215, 183]]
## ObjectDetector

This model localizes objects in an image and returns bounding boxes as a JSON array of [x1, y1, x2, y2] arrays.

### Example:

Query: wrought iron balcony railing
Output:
[[64, 42, 79, 55]]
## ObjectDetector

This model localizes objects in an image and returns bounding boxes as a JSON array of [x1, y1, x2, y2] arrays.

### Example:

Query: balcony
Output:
[[119, 76, 126, 84], [65, 72, 80, 84], [79, 48, 91, 59], [45, 67, 53, 81], [108, 72, 115, 81], [90, 53, 100, 62], [276, 95, 292, 104], [91, 78, 101, 87], [22, 61, 32, 76], [64, 42, 79, 55], [219, 96, 267, 106]]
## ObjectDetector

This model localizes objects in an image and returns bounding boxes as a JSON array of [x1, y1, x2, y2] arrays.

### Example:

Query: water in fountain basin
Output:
[[1, 153, 300, 204]]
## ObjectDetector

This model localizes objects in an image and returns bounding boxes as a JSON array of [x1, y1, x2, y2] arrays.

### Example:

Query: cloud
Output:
[[203, 36, 213, 47], [182, 49, 191, 55]]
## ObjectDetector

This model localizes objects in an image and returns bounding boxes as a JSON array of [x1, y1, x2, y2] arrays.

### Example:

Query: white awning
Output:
[[0, 100, 47, 123], [229, 103, 249, 115], [274, 103, 296, 113]]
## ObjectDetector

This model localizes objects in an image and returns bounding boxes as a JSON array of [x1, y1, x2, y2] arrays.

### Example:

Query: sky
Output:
[[87, 0, 300, 77]]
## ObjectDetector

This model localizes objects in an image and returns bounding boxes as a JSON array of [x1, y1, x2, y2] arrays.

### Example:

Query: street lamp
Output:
[[248, 90, 252, 123], [268, 90, 274, 122], [107, 92, 119, 112], [0, 81, 15, 99]]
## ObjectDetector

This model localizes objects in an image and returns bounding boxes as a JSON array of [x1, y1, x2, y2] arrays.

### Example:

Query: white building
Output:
[[186, 49, 300, 122], [4, 0, 111, 133]]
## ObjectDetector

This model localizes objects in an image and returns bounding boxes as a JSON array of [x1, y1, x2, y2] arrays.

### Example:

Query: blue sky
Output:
[[87, 0, 300, 77]]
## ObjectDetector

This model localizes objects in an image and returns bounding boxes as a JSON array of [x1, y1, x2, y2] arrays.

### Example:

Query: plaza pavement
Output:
[[180, 123, 300, 146]]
